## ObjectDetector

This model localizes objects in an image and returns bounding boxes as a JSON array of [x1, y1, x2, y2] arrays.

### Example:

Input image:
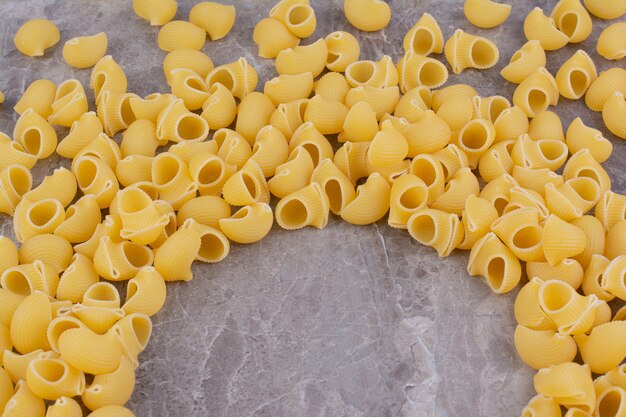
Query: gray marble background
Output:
[[0, 1, 624, 416]]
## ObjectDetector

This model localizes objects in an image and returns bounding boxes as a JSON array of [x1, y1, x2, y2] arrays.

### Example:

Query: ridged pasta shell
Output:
[[151, 152, 197, 210], [13, 19, 60, 57], [180, 219, 230, 263], [523, 7, 569, 51], [345, 86, 400, 120], [367, 120, 408, 168], [339, 101, 379, 143], [478, 140, 514, 183], [431, 167, 479, 216], [163, 50, 213, 86], [63, 32, 107, 69], [444, 29, 499, 74], [601, 255, 626, 300], [583, 0, 626, 19], [501, 40, 547, 84], [82, 356, 134, 411], [551, 0, 593, 43], [157, 20, 205, 52], [585, 68, 626, 112], [269, 99, 308, 139], [2, 260, 58, 300], [565, 117, 612, 163], [527, 259, 584, 289], [464, 0, 511, 29], [0, 133, 37, 172], [594, 387, 626, 417], [189, 2, 236, 40], [253, 17, 300, 59], [595, 190, 626, 232], [46, 396, 83, 417], [456, 118, 495, 169], [528, 110, 564, 141], [219, 203, 274, 244], [123, 267, 166, 317], [511, 135, 568, 171], [458, 195, 498, 250], [512, 67, 559, 117], [2, 380, 46, 417], [26, 357, 85, 400], [570, 217, 605, 271], [538, 278, 599, 336], [214, 129, 252, 169], [343, 0, 391, 32], [188, 152, 234, 196], [10, 292, 52, 353], [275, 183, 329, 230], [58, 328, 123, 375], [74, 215, 123, 260], [534, 362, 595, 412], [345, 56, 397, 89], [96, 91, 139, 137], [432, 143, 469, 183], [18, 234, 72, 274], [315, 72, 349, 102], [388, 174, 428, 229], [505, 186, 549, 222], [514, 325, 577, 370], [575, 321, 626, 374], [334, 141, 369, 185], [602, 92, 626, 140], [0, 236, 19, 278], [270, 0, 315, 38], [13, 108, 57, 160], [491, 207, 545, 262], [404, 13, 444, 55], [235, 92, 276, 144], [325, 31, 360, 72], [543, 214, 587, 265], [401, 110, 451, 157], [555, 50, 597, 100], [0, 164, 32, 216], [269, 146, 315, 199], [520, 394, 562, 417], [48, 79, 89, 127], [397, 51, 448, 91], [72, 155, 119, 209], [563, 149, 611, 193], [409, 154, 446, 203], [341, 173, 390, 225], [468, 232, 521, 293], [132, 0, 177, 25], [290, 122, 334, 166], [168, 68, 209, 111], [436, 95, 474, 134], [545, 177, 601, 221], [597, 23, 626, 60], [393, 86, 431, 123], [303, 95, 349, 135], [222, 159, 270, 206], [93, 237, 153, 282], [515, 278, 557, 330], [56, 112, 104, 159], [14, 79, 56, 119], [13, 197, 66, 243], [275, 38, 327, 77], [512, 166, 563, 196], [264, 73, 312, 106], [205, 58, 258, 100], [90, 56, 128, 101], [605, 220, 626, 260], [409, 209, 464, 257]]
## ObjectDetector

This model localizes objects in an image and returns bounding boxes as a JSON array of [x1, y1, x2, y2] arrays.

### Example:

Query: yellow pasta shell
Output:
[[520, 394, 562, 417], [151, 152, 197, 210], [163, 49, 213, 86], [514, 325, 577, 370], [401, 110, 451, 157], [527, 259, 584, 289], [468, 232, 521, 293], [565, 117, 612, 163], [43, 396, 83, 417], [222, 159, 270, 206], [432, 143, 469, 182], [397, 51, 448, 91], [168, 68, 209, 111], [275, 38, 328, 77], [388, 174, 428, 229], [13, 108, 57, 160], [458, 195, 498, 250], [585, 68, 626, 112], [409, 209, 463, 257], [303, 95, 348, 135], [523, 7, 569, 51], [409, 154, 446, 203], [602, 92, 626, 140], [269, 146, 315, 199], [214, 129, 252, 169], [345, 56, 398, 89], [82, 356, 135, 411], [345, 86, 400, 120], [132, 0, 177, 25], [325, 31, 360, 72], [339, 101, 379, 143], [550, 0, 593, 43], [270, 0, 315, 38], [528, 110, 564, 141], [444, 29, 499, 74], [157, 20, 206, 52], [123, 267, 167, 317], [315, 72, 349, 103], [340, 173, 390, 225], [275, 183, 329, 230], [18, 234, 72, 274], [543, 214, 587, 265], [205, 58, 258, 100], [575, 321, 626, 374], [253, 17, 299, 59], [343, 0, 391, 32], [403, 13, 444, 55], [13, 19, 60, 57], [26, 357, 85, 400], [218, 203, 274, 244], [0, 164, 32, 216], [512, 67, 559, 117], [63, 32, 107, 69], [235, 92, 276, 144], [90, 55, 128, 101], [2, 380, 46, 417], [10, 292, 52, 354], [563, 149, 611, 193], [534, 362, 595, 412], [583, 0, 626, 19], [56, 111, 104, 159], [58, 328, 123, 375], [601, 255, 626, 300], [456, 118, 496, 169], [153, 226, 201, 281], [500, 40, 546, 84], [14, 79, 56, 119], [431, 167, 479, 216], [605, 220, 626, 260], [464, 0, 511, 29], [289, 122, 334, 166], [555, 50, 597, 100], [597, 23, 626, 60], [0, 236, 19, 277], [48, 79, 89, 127], [264, 73, 313, 106], [366, 120, 408, 168], [189, 2, 236, 40]]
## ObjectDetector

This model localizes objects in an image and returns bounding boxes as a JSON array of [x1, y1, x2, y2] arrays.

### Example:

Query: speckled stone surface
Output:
[[0, 1, 624, 416]]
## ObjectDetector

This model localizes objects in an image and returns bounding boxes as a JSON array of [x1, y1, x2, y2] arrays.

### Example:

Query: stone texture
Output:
[[0, 1, 624, 416]]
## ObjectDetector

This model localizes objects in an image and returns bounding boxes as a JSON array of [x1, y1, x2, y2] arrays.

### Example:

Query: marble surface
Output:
[[1, 1, 625, 416]]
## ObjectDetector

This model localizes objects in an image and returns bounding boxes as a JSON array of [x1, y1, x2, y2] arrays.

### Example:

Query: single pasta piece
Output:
[[394, 86, 431, 124], [72, 155, 119, 209], [63, 32, 108, 68], [431, 84, 477, 111], [444, 29, 499, 74], [48, 79, 89, 127], [344, 86, 401, 119], [270, 0, 316, 38], [235, 92, 276, 144], [408, 208, 463, 257], [2, 380, 45, 417], [74, 133, 121, 171], [594, 387, 626, 417], [13, 19, 60, 57], [468, 232, 521, 293], [388, 174, 428, 229], [597, 23, 626, 60], [90, 55, 128, 101], [543, 214, 587, 265], [219, 203, 274, 244], [527, 259, 584, 289], [514, 325, 577, 370], [343, 0, 391, 32], [157, 21, 206, 52], [478, 140, 515, 182], [575, 321, 626, 374], [455, 118, 496, 169], [585, 68, 626, 112], [163, 49, 214, 86], [250, 125, 290, 177], [605, 220, 626, 260], [457, 195, 498, 250], [550, 0, 593, 43], [189, 2, 236, 40], [520, 395, 562, 417], [0, 237, 19, 277], [132, 0, 177, 25], [473, 95, 511, 123], [512, 67, 559, 117], [205, 57, 258, 99], [253, 17, 300, 59], [433, 144, 470, 182], [275, 183, 329, 230], [435, 91, 474, 134], [304, 95, 349, 135], [264, 73, 313, 106], [86, 406, 137, 417], [19, 234, 72, 274], [397, 51, 449, 91], [176, 196, 231, 229], [528, 110, 564, 141], [13, 197, 66, 243], [493, 106, 529, 143], [289, 122, 334, 166], [156, 98, 209, 143], [0, 164, 32, 216], [45, 397, 83, 417], [82, 356, 135, 411], [339, 101, 379, 143], [151, 152, 197, 210], [58, 327, 123, 375], [270, 99, 308, 139], [582, 255, 614, 302], [409, 154, 446, 203], [56, 111, 104, 159], [545, 177, 602, 221], [325, 31, 360, 72], [555, 50, 597, 100], [583, 0, 626, 19], [12, 109, 57, 161], [153, 225, 200, 281], [505, 186, 550, 223], [367, 119, 408, 168], [200, 83, 237, 130], [345, 55, 398, 89], [491, 207, 544, 262], [431, 167, 479, 216], [571, 216, 606, 270], [534, 364, 595, 413], [26, 356, 86, 400], [222, 159, 270, 206], [123, 267, 167, 317], [523, 7, 569, 51], [515, 278, 557, 331], [309, 158, 355, 216], [275, 38, 327, 77], [563, 149, 611, 193], [120, 120, 162, 158], [403, 13, 444, 56], [180, 219, 230, 264], [601, 255, 626, 300], [9, 292, 52, 353], [595, 190, 626, 232], [214, 128, 252, 169], [602, 92, 626, 139], [511, 135, 568, 171], [500, 40, 546, 84], [56, 254, 99, 303], [168, 68, 209, 111], [464, 0, 511, 29], [269, 146, 314, 199], [14, 79, 56, 118], [188, 152, 236, 196], [341, 173, 390, 225]]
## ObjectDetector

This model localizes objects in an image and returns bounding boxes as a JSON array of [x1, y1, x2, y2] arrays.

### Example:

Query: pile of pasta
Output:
[[0, 0, 625, 415]]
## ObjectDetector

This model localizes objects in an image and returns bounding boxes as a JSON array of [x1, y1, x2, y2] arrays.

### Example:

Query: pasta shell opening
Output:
[[207, 68, 234, 92], [287, 5, 313, 28], [486, 257, 507, 291], [115, 314, 151, 351], [123, 243, 153, 269], [568, 69, 591, 98], [540, 280, 574, 312], [31, 359, 66, 383], [5, 165, 31, 197], [47, 317, 85, 352], [21, 129, 43, 156], [470, 39, 499, 69], [28, 199, 63, 228], [346, 61, 376, 86], [118, 188, 151, 215], [196, 158, 225, 187], [557, 12, 579, 39], [512, 225, 543, 250], [597, 388, 626, 417], [410, 28, 436, 56], [1, 270, 31, 296], [197, 232, 228, 263], [419, 61, 447, 87], [323, 180, 343, 214], [399, 185, 427, 210], [459, 120, 492, 152], [75, 158, 97, 189], [177, 114, 207, 142], [408, 214, 436, 245], [527, 89, 550, 116], [83, 282, 120, 308], [152, 155, 180, 187], [277, 199, 308, 229]]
